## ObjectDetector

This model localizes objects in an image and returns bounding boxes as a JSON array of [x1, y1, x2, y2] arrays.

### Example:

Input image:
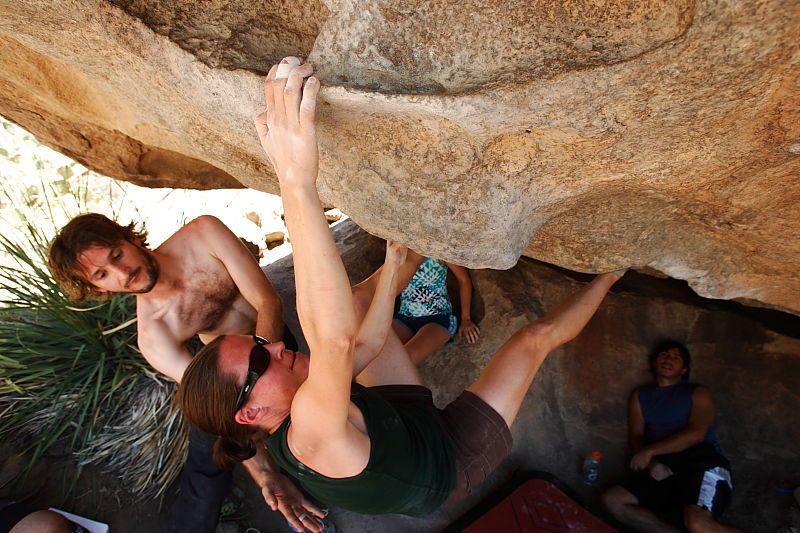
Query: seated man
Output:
[[602, 341, 741, 533], [47, 213, 312, 532], [175, 58, 624, 525]]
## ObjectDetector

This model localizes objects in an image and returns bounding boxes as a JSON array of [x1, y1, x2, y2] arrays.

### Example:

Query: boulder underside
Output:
[[0, 0, 798, 313]]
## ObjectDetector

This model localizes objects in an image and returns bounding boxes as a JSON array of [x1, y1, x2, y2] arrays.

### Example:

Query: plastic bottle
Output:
[[582, 450, 602, 485]]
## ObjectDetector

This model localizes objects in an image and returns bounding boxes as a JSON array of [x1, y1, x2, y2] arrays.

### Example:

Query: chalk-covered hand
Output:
[[385, 241, 408, 268], [254, 56, 320, 188]]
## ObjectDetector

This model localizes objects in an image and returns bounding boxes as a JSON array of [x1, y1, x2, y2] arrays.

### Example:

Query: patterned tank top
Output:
[[398, 258, 453, 318]]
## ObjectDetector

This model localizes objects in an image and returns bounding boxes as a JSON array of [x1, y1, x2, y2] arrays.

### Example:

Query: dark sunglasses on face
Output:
[[233, 335, 271, 412]]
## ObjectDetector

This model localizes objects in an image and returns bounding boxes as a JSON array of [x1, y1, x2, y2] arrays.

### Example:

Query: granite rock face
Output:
[[0, 0, 798, 313]]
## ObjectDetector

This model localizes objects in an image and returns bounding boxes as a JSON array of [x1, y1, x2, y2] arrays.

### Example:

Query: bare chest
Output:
[[163, 270, 255, 341]]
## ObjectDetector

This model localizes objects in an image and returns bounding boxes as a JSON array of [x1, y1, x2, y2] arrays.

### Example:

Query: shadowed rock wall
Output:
[[440, 256, 800, 533], [0, 0, 798, 314], [256, 221, 800, 532]]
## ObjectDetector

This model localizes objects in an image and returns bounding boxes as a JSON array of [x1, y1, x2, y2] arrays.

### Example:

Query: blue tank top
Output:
[[637, 381, 721, 453]]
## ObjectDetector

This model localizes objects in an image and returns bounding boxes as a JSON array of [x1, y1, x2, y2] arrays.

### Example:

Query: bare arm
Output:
[[628, 389, 645, 453], [446, 262, 480, 344], [630, 386, 714, 470], [352, 242, 407, 375], [194, 215, 284, 341], [254, 61, 358, 440], [243, 443, 325, 533], [136, 318, 192, 383]]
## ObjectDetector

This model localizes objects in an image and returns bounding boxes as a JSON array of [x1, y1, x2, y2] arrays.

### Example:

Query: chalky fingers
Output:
[[262, 63, 278, 126], [271, 57, 301, 123], [284, 63, 313, 125]]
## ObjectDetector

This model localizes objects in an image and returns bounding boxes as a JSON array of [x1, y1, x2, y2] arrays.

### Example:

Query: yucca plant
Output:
[[0, 184, 187, 499]]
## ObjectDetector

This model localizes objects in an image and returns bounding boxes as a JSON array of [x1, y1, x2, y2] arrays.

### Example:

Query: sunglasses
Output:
[[233, 335, 271, 412]]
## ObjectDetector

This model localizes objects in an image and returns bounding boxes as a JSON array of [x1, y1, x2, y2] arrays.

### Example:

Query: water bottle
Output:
[[582, 450, 602, 485]]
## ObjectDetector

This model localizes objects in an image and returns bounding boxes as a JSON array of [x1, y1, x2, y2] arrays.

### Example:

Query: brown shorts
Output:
[[371, 385, 513, 506]]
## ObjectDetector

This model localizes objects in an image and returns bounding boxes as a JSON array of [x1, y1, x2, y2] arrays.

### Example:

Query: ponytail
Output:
[[213, 434, 257, 469]]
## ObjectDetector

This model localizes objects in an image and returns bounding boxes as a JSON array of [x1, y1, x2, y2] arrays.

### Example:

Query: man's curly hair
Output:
[[47, 213, 148, 302]]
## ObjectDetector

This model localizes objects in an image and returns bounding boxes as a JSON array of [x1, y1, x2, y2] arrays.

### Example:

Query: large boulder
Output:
[[0, 0, 798, 313]]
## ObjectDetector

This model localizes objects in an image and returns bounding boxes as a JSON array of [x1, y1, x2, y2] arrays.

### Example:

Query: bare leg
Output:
[[350, 256, 425, 387], [684, 506, 742, 533], [392, 320, 414, 343], [355, 328, 424, 387], [405, 324, 451, 365], [467, 273, 620, 427], [11, 510, 75, 533], [602, 486, 681, 533]]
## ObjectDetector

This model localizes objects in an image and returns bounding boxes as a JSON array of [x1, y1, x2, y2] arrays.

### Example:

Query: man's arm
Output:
[[243, 444, 325, 533], [628, 389, 645, 453], [254, 61, 359, 440], [628, 388, 671, 476], [630, 386, 715, 470], [137, 318, 192, 382], [193, 215, 284, 341]]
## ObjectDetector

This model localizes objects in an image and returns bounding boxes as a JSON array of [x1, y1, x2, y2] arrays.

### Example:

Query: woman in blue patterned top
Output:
[[393, 257, 480, 364]]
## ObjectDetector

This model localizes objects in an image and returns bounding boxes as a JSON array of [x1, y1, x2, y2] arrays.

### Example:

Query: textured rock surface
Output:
[[255, 221, 800, 532], [0, 0, 798, 313]]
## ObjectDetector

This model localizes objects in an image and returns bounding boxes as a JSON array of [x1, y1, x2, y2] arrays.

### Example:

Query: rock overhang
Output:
[[0, 0, 797, 314]]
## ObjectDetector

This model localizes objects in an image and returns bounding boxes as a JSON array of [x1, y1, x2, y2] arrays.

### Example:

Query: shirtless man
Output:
[[47, 213, 316, 533]]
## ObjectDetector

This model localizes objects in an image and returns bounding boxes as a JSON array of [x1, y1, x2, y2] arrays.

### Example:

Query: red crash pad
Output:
[[460, 478, 617, 533]]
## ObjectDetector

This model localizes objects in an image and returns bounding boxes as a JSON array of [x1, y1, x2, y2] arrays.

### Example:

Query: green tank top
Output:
[[264, 382, 457, 516]]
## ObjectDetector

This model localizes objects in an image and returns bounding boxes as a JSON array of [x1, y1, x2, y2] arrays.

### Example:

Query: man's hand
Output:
[[648, 461, 673, 481], [243, 441, 326, 532], [254, 56, 320, 187], [630, 448, 654, 471], [458, 318, 480, 344], [261, 473, 326, 533]]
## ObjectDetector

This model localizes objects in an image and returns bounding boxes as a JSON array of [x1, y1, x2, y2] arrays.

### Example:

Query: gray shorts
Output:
[[440, 390, 514, 505], [371, 385, 513, 506]]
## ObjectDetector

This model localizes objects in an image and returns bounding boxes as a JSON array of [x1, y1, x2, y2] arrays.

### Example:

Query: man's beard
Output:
[[129, 248, 160, 294]]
